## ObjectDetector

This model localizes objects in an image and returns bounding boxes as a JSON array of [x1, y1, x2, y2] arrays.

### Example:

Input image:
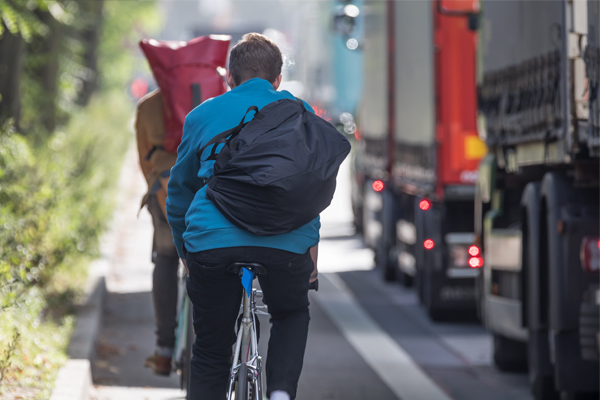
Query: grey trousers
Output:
[[147, 195, 180, 350]]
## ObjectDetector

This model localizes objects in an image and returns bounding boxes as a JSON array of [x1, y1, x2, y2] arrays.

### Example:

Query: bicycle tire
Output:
[[255, 357, 264, 400], [183, 297, 195, 399], [236, 363, 248, 400]]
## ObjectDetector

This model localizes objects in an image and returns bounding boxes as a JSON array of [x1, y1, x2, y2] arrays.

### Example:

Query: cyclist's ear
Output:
[[271, 74, 282, 91], [226, 70, 236, 89]]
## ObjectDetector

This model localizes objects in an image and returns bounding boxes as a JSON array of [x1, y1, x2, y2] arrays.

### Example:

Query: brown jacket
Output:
[[135, 90, 177, 217]]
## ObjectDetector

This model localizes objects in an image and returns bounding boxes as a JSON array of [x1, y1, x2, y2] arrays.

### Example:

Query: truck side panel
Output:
[[391, 1, 437, 192], [394, 1, 435, 146], [481, 1, 563, 70], [356, 1, 388, 179], [358, 1, 388, 143]]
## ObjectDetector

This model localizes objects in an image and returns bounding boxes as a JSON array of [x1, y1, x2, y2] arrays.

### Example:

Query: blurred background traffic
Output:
[[0, 0, 598, 399]]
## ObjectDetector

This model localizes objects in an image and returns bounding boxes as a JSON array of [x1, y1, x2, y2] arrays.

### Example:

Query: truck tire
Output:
[[492, 334, 528, 372], [398, 271, 413, 287], [530, 375, 559, 400], [383, 257, 397, 282], [376, 242, 397, 282], [474, 270, 484, 322], [416, 268, 425, 303], [579, 303, 599, 361], [427, 307, 445, 322], [559, 392, 600, 400], [352, 196, 364, 234], [422, 268, 444, 321]]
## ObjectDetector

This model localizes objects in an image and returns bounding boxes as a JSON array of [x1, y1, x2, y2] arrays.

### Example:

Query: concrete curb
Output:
[[49, 258, 109, 400]]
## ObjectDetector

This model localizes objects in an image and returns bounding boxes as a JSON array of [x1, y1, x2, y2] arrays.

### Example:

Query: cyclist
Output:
[[135, 90, 180, 376], [167, 33, 319, 400]]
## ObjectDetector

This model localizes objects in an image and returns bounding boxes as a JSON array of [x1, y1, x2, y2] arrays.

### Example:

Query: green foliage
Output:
[[0, 91, 131, 298], [0, 0, 160, 396], [0, 0, 49, 42], [99, 0, 161, 90], [0, 89, 133, 397], [3, 0, 160, 134]]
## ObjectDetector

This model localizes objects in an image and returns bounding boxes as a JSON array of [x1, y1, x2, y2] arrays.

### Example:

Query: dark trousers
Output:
[[147, 195, 180, 350], [185, 246, 314, 400]]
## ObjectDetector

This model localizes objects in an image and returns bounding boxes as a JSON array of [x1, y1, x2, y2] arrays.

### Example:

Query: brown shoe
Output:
[[144, 354, 172, 376]]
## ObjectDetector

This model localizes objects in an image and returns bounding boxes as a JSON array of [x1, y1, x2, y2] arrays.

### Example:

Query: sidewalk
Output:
[[89, 147, 183, 399]]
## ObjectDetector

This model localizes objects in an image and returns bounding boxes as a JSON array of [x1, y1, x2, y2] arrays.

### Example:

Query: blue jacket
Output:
[[166, 78, 321, 258]]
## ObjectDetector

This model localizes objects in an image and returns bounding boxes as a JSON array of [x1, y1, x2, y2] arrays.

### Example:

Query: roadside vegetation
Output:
[[0, 1, 159, 398]]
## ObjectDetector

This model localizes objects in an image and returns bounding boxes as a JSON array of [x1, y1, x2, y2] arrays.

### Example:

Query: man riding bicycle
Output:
[[167, 33, 319, 400]]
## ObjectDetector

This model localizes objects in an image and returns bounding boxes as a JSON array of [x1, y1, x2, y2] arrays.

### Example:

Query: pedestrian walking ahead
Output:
[[166, 33, 321, 400], [135, 90, 180, 376]]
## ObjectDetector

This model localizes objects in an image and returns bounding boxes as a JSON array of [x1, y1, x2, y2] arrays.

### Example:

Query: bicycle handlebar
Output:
[[309, 279, 319, 291]]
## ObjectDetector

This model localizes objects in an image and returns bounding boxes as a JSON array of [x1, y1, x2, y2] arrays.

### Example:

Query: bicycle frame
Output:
[[227, 268, 264, 400]]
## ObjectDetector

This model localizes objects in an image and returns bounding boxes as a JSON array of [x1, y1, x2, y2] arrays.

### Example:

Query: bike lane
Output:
[[89, 153, 403, 399]]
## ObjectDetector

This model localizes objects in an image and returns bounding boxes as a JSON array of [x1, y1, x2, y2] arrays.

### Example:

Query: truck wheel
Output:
[[398, 271, 413, 287], [530, 375, 559, 400], [416, 269, 425, 303], [376, 245, 397, 282], [579, 303, 600, 361], [492, 334, 528, 372], [427, 307, 445, 322], [352, 198, 364, 234], [383, 260, 397, 282], [559, 392, 600, 400], [474, 270, 484, 322], [528, 329, 560, 400], [422, 269, 444, 321]]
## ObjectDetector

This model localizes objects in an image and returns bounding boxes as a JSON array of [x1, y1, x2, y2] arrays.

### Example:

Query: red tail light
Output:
[[580, 237, 600, 272], [468, 245, 480, 257], [469, 257, 484, 268], [131, 77, 148, 99], [372, 180, 384, 192], [354, 128, 362, 141], [424, 239, 435, 250], [419, 199, 431, 211]]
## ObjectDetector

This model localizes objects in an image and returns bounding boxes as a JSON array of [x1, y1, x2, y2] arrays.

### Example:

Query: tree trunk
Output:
[[77, 0, 105, 106], [27, 11, 62, 133], [0, 27, 25, 128]]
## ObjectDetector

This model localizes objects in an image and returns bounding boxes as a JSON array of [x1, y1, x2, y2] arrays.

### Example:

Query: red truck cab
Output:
[[352, 0, 485, 319]]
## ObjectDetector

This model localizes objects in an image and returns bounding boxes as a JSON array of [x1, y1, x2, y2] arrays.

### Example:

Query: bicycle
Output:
[[226, 262, 319, 400], [173, 262, 195, 398]]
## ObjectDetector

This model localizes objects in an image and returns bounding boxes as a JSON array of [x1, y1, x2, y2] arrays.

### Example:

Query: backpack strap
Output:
[[294, 97, 306, 109], [196, 105, 262, 161]]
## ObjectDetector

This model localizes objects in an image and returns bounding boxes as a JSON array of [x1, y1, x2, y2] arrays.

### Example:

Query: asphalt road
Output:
[[90, 151, 533, 400]]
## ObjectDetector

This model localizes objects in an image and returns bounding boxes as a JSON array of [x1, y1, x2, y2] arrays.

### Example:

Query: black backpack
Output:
[[196, 98, 351, 236]]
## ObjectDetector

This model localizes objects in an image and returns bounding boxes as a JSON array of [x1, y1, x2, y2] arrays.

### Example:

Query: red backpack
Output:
[[140, 35, 230, 154]]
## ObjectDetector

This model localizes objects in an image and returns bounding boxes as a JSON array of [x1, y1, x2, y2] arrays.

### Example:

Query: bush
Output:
[[0, 90, 132, 398]]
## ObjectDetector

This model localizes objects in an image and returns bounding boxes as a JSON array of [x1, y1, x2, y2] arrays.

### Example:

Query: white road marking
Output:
[[316, 273, 454, 400]]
